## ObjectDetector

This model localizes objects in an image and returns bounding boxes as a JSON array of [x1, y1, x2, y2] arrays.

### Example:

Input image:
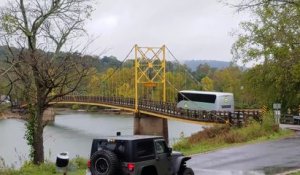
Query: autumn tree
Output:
[[0, 0, 94, 164], [201, 76, 214, 91]]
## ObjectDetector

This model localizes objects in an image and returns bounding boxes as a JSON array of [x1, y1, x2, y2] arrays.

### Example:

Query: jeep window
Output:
[[136, 140, 155, 159], [115, 142, 126, 160], [155, 140, 167, 154], [96, 141, 116, 151]]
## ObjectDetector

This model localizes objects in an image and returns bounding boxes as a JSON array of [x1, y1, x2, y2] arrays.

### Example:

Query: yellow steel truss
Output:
[[134, 45, 166, 112]]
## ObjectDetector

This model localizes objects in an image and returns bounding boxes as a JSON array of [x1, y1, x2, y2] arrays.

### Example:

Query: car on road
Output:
[[86, 134, 194, 175]]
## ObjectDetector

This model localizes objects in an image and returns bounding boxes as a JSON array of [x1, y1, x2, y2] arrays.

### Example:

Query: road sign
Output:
[[273, 103, 281, 110]]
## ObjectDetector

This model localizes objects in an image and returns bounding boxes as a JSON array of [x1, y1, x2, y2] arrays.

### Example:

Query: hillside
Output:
[[184, 60, 231, 71]]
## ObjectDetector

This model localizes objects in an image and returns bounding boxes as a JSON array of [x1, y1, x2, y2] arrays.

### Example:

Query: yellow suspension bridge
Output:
[[28, 45, 262, 139]]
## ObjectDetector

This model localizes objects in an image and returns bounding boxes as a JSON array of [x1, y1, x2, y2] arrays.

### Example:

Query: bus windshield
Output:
[[177, 93, 216, 103]]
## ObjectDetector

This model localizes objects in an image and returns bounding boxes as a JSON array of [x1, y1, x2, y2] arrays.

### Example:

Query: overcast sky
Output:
[[85, 0, 249, 62]]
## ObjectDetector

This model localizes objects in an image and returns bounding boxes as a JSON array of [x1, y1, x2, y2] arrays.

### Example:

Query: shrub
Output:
[[88, 106, 98, 112], [70, 156, 88, 169], [71, 104, 80, 110], [223, 131, 246, 143], [188, 125, 230, 144], [261, 112, 279, 133]]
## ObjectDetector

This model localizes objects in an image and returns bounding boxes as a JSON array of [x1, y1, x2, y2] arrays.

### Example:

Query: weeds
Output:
[[173, 112, 293, 155]]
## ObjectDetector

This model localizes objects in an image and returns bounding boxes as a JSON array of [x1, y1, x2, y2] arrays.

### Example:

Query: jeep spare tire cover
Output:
[[90, 150, 120, 175]]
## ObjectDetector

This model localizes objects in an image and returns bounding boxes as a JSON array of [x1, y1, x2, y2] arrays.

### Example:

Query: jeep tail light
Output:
[[87, 159, 91, 168], [127, 163, 135, 172]]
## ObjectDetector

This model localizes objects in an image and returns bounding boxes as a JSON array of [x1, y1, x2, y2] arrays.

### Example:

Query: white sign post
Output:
[[273, 103, 281, 124]]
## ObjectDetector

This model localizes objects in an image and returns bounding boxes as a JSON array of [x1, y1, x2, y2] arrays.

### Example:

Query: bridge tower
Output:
[[133, 45, 168, 140]]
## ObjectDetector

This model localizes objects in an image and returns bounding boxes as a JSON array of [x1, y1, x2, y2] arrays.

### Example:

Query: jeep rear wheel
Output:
[[179, 167, 194, 175], [90, 150, 120, 175]]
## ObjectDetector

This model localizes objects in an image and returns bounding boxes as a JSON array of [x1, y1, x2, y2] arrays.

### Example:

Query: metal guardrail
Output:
[[54, 96, 261, 126], [280, 115, 300, 125]]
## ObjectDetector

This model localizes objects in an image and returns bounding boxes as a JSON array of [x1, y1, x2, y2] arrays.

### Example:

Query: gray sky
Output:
[[85, 0, 249, 62]]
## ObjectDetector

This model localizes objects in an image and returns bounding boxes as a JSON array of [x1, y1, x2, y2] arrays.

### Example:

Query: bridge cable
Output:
[[165, 48, 232, 125], [101, 46, 135, 83], [166, 47, 202, 87]]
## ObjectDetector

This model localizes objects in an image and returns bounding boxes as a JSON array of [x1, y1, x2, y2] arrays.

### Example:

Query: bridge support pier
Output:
[[43, 108, 55, 123], [134, 112, 169, 142]]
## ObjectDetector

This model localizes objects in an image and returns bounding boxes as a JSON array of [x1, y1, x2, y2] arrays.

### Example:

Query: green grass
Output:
[[289, 171, 300, 175], [0, 157, 88, 175], [173, 112, 294, 155]]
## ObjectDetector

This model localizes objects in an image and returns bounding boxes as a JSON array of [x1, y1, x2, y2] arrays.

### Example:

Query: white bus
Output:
[[176, 90, 234, 112]]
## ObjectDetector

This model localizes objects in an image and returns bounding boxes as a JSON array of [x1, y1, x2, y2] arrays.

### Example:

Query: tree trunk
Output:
[[33, 106, 45, 164]]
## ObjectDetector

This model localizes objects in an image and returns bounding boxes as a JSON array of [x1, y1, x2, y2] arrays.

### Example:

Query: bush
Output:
[[87, 106, 98, 112], [188, 125, 230, 144], [223, 131, 246, 143], [71, 104, 80, 110], [261, 112, 279, 133]]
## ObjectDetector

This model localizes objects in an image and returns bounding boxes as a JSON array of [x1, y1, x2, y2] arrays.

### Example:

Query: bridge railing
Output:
[[55, 96, 135, 108], [54, 96, 261, 125], [138, 99, 261, 125]]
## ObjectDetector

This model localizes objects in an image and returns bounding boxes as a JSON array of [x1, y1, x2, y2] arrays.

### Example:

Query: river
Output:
[[0, 111, 203, 168]]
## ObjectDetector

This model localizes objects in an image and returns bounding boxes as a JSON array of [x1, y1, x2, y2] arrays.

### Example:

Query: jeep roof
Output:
[[93, 135, 163, 141]]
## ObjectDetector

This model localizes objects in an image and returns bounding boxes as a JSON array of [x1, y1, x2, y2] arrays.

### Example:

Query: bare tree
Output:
[[0, 0, 94, 164]]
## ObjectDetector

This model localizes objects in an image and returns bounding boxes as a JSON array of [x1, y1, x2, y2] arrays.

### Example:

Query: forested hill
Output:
[[0, 46, 231, 72], [184, 60, 231, 71]]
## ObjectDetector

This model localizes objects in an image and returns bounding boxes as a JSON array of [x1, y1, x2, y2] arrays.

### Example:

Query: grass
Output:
[[288, 171, 300, 175], [0, 157, 88, 175], [173, 112, 294, 155]]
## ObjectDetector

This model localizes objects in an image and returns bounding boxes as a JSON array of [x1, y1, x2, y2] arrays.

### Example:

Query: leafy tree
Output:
[[193, 63, 216, 81], [201, 76, 214, 91], [0, 0, 94, 164], [232, 1, 300, 110]]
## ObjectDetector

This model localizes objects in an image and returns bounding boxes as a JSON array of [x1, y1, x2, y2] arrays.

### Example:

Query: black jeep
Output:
[[86, 134, 194, 175]]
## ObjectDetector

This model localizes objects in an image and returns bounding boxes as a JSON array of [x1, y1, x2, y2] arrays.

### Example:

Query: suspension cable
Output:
[[165, 48, 231, 125], [166, 46, 202, 87], [101, 46, 135, 83]]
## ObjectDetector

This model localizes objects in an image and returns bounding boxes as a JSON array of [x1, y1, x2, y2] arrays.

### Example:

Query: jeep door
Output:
[[154, 139, 172, 175]]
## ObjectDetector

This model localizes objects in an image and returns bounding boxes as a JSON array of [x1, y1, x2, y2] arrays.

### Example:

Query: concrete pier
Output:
[[134, 112, 169, 141]]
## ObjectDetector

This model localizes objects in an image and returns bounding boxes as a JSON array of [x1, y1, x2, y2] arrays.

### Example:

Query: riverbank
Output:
[[0, 107, 133, 121], [173, 112, 294, 155], [0, 111, 25, 120]]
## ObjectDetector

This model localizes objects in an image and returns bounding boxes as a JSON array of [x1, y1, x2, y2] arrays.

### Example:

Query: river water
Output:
[[0, 111, 203, 168]]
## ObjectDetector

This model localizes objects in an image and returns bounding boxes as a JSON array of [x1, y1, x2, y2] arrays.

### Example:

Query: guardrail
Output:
[[280, 115, 300, 125]]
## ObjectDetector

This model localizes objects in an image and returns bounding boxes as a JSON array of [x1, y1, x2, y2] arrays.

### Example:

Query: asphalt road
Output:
[[188, 131, 300, 175]]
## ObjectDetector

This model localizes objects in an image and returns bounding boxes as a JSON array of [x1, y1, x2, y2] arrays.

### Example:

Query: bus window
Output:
[[178, 93, 216, 103]]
